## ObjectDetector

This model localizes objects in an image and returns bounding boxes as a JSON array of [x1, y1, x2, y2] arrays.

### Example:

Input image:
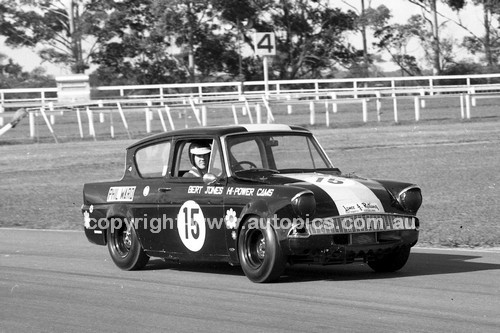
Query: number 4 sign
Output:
[[255, 32, 276, 56]]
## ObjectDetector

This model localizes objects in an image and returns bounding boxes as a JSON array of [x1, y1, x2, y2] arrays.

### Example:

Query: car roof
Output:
[[127, 124, 310, 149]]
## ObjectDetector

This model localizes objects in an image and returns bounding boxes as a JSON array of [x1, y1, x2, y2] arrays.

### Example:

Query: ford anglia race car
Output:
[[82, 124, 422, 283]]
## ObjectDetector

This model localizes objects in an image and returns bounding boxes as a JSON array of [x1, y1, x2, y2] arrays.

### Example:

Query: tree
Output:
[[374, 22, 423, 76], [220, 0, 358, 80], [87, 0, 243, 84], [407, 0, 466, 75], [0, 0, 96, 73], [0, 53, 55, 88], [461, 0, 500, 71]]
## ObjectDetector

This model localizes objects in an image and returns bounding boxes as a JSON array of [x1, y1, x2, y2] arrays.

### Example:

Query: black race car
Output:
[[82, 124, 422, 282]]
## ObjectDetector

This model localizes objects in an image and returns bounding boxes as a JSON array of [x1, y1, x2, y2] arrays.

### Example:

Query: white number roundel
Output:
[[177, 200, 206, 252]]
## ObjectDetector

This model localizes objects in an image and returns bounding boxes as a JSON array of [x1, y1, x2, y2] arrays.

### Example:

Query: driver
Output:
[[184, 142, 211, 177]]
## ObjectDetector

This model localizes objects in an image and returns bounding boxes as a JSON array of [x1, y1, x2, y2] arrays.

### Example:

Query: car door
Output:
[[130, 140, 173, 251], [154, 137, 228, 258]]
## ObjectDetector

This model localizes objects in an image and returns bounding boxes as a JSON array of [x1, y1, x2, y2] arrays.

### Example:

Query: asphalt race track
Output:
[[1, 229, 499, 333]]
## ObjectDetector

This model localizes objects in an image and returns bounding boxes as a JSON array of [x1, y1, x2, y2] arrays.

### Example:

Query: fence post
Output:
[[76, 108, 84, 138], [157, 108, 167, 132], [420, 89, 426, 108], [325, 107, 330, 127], [465, 93, 471, 119], [255, 104, 262, 124], [309, 101, 315, 125], [414, 96, 420, 121], [460, 94, 465, 119], [393, 97, 398, 123], [0, 91, 4, 126], [231, 104, 239, 124], [375, 91, 381, 122], [48, 102, 55, 125], [201, 105, 207, 126], [145, 101, 152, 133], [246, 105, 254, 124], [29, 111, 36, 138], [362, 99, 368, 123], [40, 106, 59, 143], [470, 87, 476, 107], [261, 96, 274, 124], [86, 107, 96, 140], [116, 102, 131, 139], [188, 98, 201, 125], [331, 92, 338, 113], [164, 105, 175, 131]]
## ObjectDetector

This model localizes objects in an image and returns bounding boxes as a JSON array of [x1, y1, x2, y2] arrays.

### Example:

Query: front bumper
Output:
[[286, 230, 419, 265]]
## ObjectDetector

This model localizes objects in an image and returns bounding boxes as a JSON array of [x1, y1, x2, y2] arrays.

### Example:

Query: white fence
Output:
[[1, 73, 500, 140]]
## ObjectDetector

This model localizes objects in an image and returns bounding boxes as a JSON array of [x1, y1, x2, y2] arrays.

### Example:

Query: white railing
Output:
[[1, 73, 500, 139]]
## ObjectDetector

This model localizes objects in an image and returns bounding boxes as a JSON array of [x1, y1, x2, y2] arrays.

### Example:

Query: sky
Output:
[[0, 0, 487, 76]]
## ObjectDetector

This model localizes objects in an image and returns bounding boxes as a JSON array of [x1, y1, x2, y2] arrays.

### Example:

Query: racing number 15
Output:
[[183, 206, 200, 239]]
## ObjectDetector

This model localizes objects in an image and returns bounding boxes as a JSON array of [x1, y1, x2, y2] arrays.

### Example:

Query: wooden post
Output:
[[261, 96, 274, 123], [145, 101, 152, 133], [164, 105, 175, 131], [29, 111, 36, 138], [255, 104, 262, 124], [309, 101, 315, 125], [116, 102, 131, 139], [76, 108, 84, 138], [201, 105, 207, 126], [40, 107, 59, 143], [189, 97, 201, 125], [48, 102, 55, 125], [393, 97, 398, 123], [157, 108, 167, 132], [86, 107, 96, 140], [414, 96, 420, 121], [331, 92, 338, 113], [232, 104, 239, 124], [376, 91, 381, 122], [246, 105, 254, 124], [465, 94, 471, 119], [362, 99, 368, 123], [460, 94, 465, 119]]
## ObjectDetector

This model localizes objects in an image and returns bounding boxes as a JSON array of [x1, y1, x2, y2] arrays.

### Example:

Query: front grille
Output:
[[306, 214, 416, 235]]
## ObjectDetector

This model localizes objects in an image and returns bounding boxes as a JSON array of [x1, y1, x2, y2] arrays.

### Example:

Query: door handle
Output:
[[158, 187, 171, 192]]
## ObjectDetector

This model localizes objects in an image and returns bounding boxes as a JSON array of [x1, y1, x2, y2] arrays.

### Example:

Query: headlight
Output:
[[291, 191, 316, 218], [398, 186, 422, 213]]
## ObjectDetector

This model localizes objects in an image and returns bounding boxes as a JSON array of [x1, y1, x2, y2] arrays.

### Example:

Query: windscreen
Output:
[[226, 133, 333, 173]]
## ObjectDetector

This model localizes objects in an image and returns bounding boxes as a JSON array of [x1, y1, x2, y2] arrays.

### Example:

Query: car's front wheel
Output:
[[238, 218, 285, 283], [107, 219, 149, 270], [368, 247, 411, 273]]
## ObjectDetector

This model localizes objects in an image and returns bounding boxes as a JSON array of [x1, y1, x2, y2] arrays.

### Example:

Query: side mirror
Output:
[[203, 173, 218, 185]]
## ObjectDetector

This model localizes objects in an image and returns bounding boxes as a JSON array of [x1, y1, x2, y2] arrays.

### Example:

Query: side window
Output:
[[135, 141, 171, 178], [173, 139, 223, 178]]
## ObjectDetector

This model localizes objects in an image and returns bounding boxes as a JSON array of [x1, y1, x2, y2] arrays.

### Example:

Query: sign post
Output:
[[254, 32, 276, 97]]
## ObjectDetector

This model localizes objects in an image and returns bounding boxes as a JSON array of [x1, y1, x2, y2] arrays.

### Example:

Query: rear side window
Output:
[[135, 141, 171, 178]]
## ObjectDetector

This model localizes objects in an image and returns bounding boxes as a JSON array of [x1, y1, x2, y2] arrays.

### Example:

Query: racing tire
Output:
[[238, 218, 285, 283], [107, 219, 149, 271], [368, 247, 411, 273]]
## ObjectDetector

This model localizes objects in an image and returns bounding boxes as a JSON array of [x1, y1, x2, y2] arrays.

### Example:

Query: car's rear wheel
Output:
[[107, 219, 149, 270], [368, 247, 411, 272], [238, 218, 285, 283]]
